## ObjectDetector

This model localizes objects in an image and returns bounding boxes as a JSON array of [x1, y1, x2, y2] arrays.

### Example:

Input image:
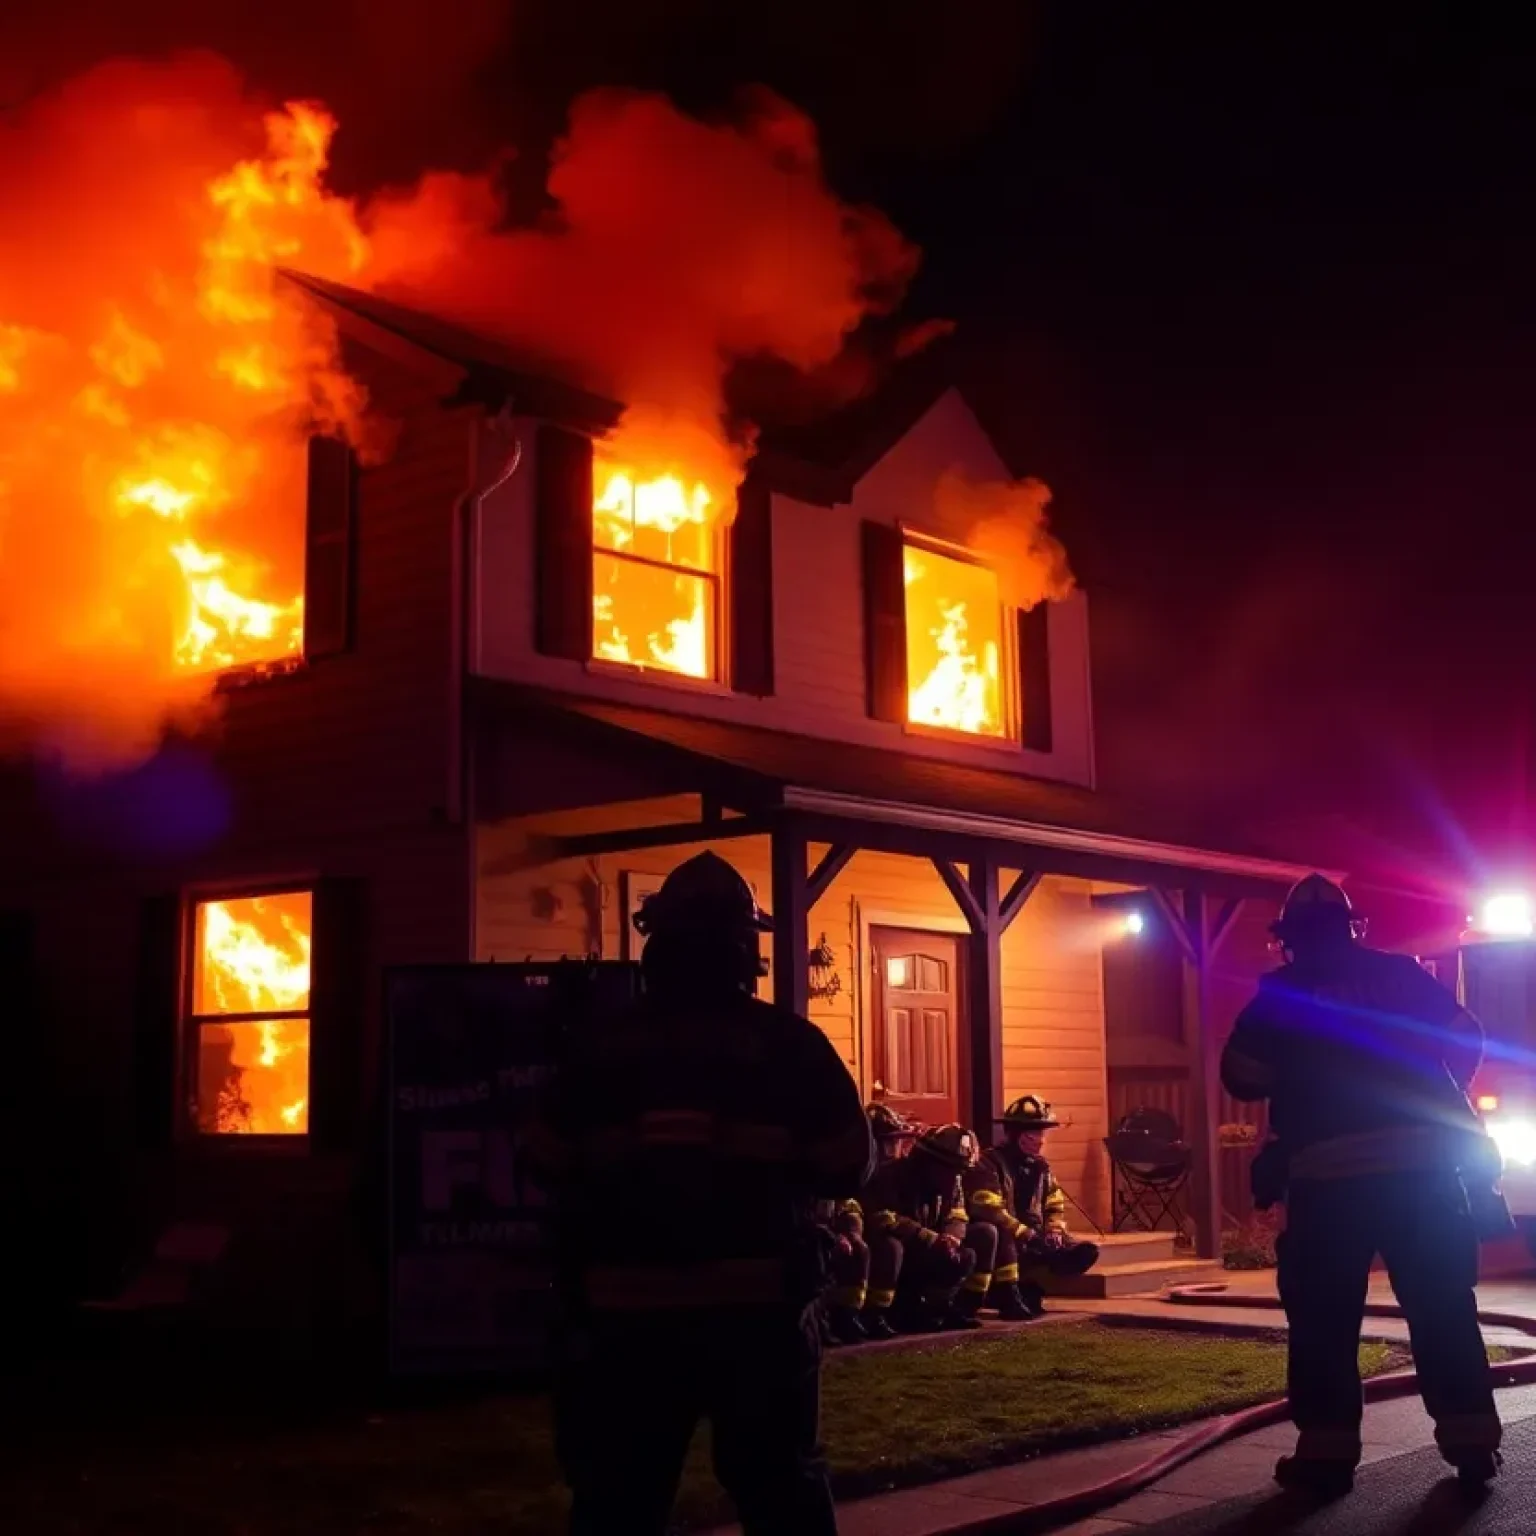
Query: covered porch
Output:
[[469, 682, 1326, 1259]]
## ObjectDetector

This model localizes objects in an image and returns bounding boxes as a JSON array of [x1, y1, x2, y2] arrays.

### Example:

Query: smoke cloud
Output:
[[0, 48, 929, 767], [936, 470, 1075, 610], [364, 85, 921, 495]]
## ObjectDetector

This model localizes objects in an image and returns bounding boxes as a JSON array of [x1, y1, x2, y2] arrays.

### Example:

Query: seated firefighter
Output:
[[816, 1105, 919, 1345], [868, 1101, 918, 1165], [860, 1123, 1002, 1333], [817, 1192, 870, 1346], [966, 1094, 1099, 1317]]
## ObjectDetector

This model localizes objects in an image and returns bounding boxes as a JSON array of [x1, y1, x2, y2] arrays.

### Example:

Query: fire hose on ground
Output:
[[953, 1283, 1536, 1535]]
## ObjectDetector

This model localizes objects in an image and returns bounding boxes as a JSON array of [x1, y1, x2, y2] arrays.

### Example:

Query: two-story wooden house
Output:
[[2, 272, 1333, 1315]]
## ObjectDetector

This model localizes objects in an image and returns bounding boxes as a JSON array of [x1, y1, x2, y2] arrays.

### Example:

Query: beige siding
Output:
[[1001, 879, 1111, 1226], [471, 389, 1096, 789], [476, 804, 1112, 1226]]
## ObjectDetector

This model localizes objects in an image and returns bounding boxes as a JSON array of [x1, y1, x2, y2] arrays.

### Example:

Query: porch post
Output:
[[770, 818, 810, 1017], [1182, 891, 1223, 1262], [1152, 890, 1244, 1261], [966, 854, 1004, 1134]]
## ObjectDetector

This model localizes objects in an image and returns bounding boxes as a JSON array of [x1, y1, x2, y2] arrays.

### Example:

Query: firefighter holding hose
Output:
[[534, 851, 873, 1535], [1223, 874, 1503, 1496]]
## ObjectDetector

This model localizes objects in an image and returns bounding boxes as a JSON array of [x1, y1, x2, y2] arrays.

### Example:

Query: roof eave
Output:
[[280, 268, 623, 432], [779, 786, 1344, 896]]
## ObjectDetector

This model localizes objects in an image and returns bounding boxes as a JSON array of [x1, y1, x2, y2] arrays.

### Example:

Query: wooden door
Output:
[[870, 926, 961, 1126]]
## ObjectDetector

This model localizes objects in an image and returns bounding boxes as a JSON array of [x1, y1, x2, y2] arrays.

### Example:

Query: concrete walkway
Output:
[[699, 1265, 1536, 1536]]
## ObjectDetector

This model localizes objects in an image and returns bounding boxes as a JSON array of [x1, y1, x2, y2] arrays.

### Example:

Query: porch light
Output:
[[809, 934, 842, 1002], [1475, 892, 1535, 939]]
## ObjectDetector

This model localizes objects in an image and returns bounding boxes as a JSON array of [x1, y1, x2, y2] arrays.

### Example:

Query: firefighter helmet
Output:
[[632, 852, 774, 940], [866, 1103, 915, 1142], [912, 1123, 980, 1170], [1272, 874, 1363, 944], [1000, 1093, 1060, 1131]]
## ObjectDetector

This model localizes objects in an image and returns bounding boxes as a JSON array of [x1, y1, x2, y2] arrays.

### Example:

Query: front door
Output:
[[870, 926, 961, 1127]]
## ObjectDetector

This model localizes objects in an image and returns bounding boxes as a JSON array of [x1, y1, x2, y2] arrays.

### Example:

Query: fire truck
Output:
[[1453, 893, 1536, 1252]]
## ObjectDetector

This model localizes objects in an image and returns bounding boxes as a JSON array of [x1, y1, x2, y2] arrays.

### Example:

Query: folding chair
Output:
[[1104, 1107, 1193, 1241]]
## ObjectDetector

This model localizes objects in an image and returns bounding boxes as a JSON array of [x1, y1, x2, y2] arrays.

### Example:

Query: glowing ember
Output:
[[193, 891, 313, 1136], [592, 461, 718, 679], [904, 545, 1004, 737]]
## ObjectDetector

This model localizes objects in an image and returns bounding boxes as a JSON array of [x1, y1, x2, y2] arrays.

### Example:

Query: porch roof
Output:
[[471, 680, 1340, 900]]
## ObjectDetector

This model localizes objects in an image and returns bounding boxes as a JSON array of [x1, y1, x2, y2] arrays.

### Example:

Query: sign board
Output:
[[385, 960, 639, 1376]]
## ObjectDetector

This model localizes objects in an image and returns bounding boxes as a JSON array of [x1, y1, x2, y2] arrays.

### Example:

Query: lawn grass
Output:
[[0, 1321, 1406, 1534]]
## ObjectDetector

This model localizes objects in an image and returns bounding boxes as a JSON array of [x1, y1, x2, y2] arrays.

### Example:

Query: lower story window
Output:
[[188, 888, 313, 1136]]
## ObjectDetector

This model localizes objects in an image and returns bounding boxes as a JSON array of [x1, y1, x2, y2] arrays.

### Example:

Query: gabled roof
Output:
[[744, 337, 966, 504], [283, 269, 974, 503], [280, 270, 624, 433]]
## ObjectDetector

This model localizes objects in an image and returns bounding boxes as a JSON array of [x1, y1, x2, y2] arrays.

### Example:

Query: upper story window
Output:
[[863, 518, 1051, 750], [591, 462, 719, 681], [903, 541, 1006, 738], [534, 426, 776, 697], [156, 433, 356, 681], [188, 888, 313, 1137]]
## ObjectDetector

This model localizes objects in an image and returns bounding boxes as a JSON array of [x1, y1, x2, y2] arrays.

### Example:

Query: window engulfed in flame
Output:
[[592, 464, 717, 680], [904, 544, 1005, 737], [191, 890, 313, 1136]]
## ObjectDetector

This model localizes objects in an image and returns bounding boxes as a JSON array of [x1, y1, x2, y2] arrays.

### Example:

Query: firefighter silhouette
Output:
[[533, 851, 872, 1535], [1223, 874, 1503, 1496]]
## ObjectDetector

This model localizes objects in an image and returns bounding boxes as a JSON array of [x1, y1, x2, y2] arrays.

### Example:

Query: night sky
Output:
[[5, 2, 1534, 928]]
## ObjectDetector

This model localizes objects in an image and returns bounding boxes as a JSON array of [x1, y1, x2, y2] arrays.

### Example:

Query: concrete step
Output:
[[1091, 1230, 1182, 1268], [1047, 1256, 1227, 1299]]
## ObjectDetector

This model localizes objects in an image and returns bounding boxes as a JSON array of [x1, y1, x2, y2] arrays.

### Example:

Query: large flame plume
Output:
[[0, 57, 923, 764], [0, 56, 379, 765]]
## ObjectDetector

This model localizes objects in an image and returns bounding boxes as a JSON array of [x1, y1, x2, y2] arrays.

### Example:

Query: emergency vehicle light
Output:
[[1476, 892, 1535, 939], [1488, 1117, 1536, 1168]]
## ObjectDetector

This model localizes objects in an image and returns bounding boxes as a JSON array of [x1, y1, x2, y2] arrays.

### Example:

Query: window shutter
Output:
[[133, 894, 182, 1150], [535, 425, 594, 661], [729, 479, 775, 696], [861, 520, 907, 722], [1019, 602, 1054, 752], [303, 434, 357, 660], [308, 877, 370, 1154]]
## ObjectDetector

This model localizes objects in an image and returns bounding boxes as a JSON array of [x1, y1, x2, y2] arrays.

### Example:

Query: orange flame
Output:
[[0, 62, 371, 764], [904, 546, 1005, 737], [2, 64, 928, 766], [589, 408, 743, 682], [194, 891, 312, 1136]]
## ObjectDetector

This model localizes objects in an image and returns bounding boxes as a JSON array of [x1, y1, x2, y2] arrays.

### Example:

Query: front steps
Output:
[[1045, 1230, 1226, 1299]]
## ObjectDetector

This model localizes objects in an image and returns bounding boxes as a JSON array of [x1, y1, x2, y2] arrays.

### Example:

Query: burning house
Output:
[[0, 66, 1334, 1322]]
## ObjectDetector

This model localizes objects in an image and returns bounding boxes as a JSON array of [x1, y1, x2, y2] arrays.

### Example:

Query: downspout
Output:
[[447, 404, 523, 960]]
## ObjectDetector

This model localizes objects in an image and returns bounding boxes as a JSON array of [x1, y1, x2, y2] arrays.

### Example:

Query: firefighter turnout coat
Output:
[[531, 990, 874, 1314], [1221, 944, 1485, 1179], [859, 1158, 969, 1250], [965, 1145, 1069, 1244]]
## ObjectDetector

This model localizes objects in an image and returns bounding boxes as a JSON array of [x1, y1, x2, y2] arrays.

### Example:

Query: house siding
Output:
[[475, 803, 1113, 1226], [469, 389, 1096, 788]]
